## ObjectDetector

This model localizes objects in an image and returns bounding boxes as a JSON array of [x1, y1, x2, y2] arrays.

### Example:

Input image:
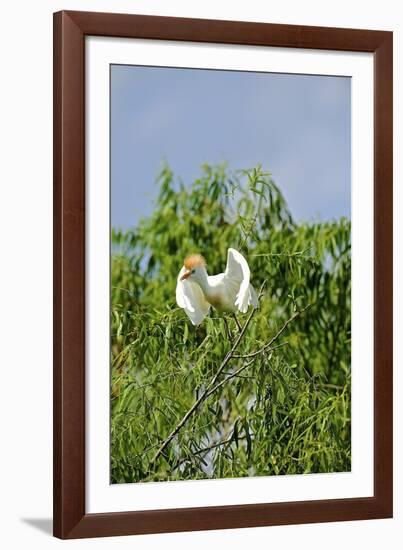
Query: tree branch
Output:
[[204, 359, 255, 398], [149, 285, 309, 468], [230, 340, 288, 359], [230, 304, 311, 360], [150, 283, 266, 466], [252, 247, 313, 258], [173, 435, 248, 471]]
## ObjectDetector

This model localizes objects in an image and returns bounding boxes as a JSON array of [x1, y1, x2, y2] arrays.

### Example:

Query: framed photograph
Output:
[[53, 10, 393, 539]]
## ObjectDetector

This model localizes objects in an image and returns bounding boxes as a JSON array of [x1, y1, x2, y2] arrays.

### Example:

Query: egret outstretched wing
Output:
[[176, 267, 211, 325], [223, 248, 258, 313]]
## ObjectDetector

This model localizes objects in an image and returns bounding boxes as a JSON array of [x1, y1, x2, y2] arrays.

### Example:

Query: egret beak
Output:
[[180, 270, 191, 281]]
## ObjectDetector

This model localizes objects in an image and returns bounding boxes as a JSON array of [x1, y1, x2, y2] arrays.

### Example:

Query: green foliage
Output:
[[111, 164, 351, 483]]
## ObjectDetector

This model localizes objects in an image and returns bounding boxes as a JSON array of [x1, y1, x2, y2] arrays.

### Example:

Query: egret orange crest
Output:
[[183, 254, 206, 270]]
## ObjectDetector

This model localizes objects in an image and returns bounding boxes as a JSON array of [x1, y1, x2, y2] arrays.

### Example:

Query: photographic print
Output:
[[110, 65, 351, 484]]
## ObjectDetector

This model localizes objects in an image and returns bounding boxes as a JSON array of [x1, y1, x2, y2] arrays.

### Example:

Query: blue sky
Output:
[[111, 65, 350, 229]]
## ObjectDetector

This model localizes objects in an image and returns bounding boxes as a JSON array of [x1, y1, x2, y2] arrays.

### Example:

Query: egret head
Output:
[[180, 254, 207, 282]]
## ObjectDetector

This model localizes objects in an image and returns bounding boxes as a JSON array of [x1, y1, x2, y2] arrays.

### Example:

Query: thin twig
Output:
[[204, 359, 256, 398], [252, 247, 313, 258], [230, 304, 311, 360], [205, 308, 310, 405], [173, 436, 248, 471], [238, 213, 258, 252], [206, 333, 294, 397], [231, 340, 289, 359]]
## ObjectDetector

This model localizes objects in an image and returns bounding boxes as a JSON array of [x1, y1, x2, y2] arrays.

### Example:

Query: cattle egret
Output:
[[176, 248, 258, 326]]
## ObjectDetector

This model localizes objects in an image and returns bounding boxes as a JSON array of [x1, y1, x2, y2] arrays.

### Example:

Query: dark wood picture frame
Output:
[[53, 10, 393, 539]]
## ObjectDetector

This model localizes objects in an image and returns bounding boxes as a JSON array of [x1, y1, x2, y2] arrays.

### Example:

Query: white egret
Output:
[[176, 248, 258, 326]]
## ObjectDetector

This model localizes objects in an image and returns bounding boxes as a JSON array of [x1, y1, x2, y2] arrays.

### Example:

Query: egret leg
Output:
[[232, 313, 242, 333], [223, 316, 233, 341]]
